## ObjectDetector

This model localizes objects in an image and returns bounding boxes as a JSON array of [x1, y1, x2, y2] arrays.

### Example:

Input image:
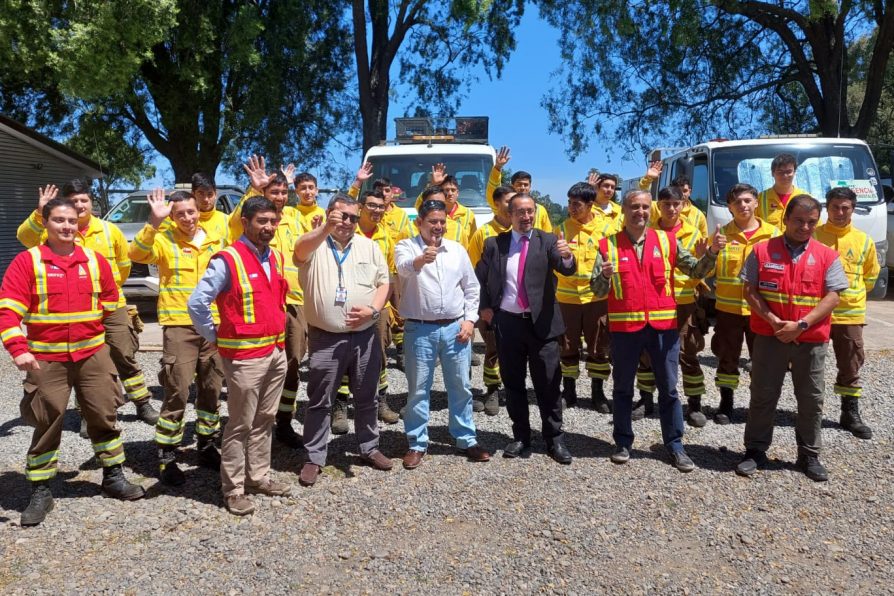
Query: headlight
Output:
[[876, 240, 888, 267]]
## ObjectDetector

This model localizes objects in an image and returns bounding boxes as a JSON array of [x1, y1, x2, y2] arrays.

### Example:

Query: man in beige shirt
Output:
[[293, 194, 391, 486]]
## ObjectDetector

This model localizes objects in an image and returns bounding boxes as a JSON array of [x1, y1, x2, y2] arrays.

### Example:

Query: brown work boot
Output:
[[330, 397, 349, 435], [377, 399, 400, 424], [225, 494, 255, 516], [246, 479, 292, 497]]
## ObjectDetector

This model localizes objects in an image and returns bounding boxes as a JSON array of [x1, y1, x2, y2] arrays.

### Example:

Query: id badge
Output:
[[335, 286, 348, 305]]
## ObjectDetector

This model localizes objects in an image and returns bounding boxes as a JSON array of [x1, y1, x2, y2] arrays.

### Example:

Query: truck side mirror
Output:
[[884, 185, 894, 203]]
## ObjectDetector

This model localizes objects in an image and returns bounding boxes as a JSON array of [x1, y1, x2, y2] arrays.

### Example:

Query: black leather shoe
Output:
[[547, 441, 572, 465], [502, 440, 531, 459], [735, 449, 768, 477], [796, 453, 829, 482]]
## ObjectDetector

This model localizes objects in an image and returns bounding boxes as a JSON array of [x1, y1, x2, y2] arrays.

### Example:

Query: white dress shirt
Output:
[[395, 235, 480, 323]]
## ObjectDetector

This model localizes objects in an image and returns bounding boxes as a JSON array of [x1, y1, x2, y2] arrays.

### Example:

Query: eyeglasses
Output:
[[340, 212, 360, 224], [363, 202, 386, 211]]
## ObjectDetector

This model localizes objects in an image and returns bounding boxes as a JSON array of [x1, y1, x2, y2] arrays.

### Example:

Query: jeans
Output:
[[403, 319, 476, 452], [611, 326, 685, 453]]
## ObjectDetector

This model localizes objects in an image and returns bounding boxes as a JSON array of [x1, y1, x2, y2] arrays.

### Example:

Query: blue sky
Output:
[[145, 9, 646, 201]]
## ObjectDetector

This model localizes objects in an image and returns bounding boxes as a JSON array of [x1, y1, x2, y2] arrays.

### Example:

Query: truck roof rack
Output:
[[395, 116, 489, 145]]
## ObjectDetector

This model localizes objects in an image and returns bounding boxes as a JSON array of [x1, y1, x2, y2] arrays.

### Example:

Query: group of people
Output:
[[0, 148, 878, 525]]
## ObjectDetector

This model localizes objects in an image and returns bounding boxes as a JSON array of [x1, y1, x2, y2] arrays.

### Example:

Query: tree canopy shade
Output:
[[538, 0, 894, 158], [352, 0, 525, 153], [0, 0, 354, 182]]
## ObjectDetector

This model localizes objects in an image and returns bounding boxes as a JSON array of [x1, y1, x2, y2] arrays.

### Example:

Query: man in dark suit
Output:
[[475, 193, 576, 464]]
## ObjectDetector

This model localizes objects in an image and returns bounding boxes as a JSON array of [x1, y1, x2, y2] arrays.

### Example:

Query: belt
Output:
[[406, 317, 458, 325], [500, 310, 532, 319]]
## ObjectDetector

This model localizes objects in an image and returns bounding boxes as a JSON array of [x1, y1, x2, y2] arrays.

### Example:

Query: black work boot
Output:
[[158, 448, 186, 486], [21, 482, 54, 526], [796, 452, 829, 482], [275, 412, 304, 448], [562, 377, 578, 408], [483, 385, 501, 416], [686, 395, 707, 427], [331, 396, 350, 435], [591, 378, 611, 414], [715, 388, 734, 424], [79, 414, 89, 440], [102, 465, 145, 500], [394, 343, 404, 371], [840, 396, 872, 440], [135, 399, 160, 425], [631, 391, 653, 421], [196, 436, 222, 469]]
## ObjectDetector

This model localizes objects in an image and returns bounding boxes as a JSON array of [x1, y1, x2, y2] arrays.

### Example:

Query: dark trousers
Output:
[[611, 326, 684, 453], [493, 310, 563, 445]]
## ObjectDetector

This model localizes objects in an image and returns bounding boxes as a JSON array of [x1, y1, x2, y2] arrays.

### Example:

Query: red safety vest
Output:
[[750, 237, 838, 343], [599, 228, 678, 332], [0, 245, 118, 362], [214, 241, 287, 360]]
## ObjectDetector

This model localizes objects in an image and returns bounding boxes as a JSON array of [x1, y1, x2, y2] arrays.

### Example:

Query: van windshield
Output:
[[364, 154, 493, 209], [711, 143, 884, 205], [106, 197, 150, 224]]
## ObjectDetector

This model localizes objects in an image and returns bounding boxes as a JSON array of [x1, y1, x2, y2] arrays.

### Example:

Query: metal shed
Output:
[[0, 115, 104, 277]]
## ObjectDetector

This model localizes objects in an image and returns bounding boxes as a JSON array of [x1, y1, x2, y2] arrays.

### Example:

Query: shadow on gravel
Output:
[[119, 439, 223, 507], [0, 470, 103, 513], [0, 414, 26, 437]]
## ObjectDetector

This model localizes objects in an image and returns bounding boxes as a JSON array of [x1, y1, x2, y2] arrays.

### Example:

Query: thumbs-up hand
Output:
[[601, 257, 614, 278], [556, 230, 572, 259], [710, 224, 727, 255], [311, 214, 324, 229]]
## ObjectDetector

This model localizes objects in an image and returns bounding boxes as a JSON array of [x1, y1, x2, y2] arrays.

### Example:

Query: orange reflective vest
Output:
[[0, 245, 118, 361], [599, 229, 677, 332], [750, 237, 838, 343], [214, 241, 287, 360]]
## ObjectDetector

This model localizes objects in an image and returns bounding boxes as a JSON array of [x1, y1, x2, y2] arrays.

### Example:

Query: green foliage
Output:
[[538, 0, 894, 157]]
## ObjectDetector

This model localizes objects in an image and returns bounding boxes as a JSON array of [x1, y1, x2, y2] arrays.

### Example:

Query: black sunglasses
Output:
[[341, 212, 360, 224]]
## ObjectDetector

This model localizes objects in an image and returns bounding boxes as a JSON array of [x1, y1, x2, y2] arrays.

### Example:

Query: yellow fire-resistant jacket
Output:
[[556, 216, 604, 304], [637, 176, 709, 238], [160, 208, 229, 247], [468, 218, 511, 267], [713, 218, 780, 315], [592, 200, 624, 237], [756, 185, 808, 231], [228, 190, 303, 304], [814, 222, 879, 324], [347, 185, 415, 242], [129, 224, 226, 325], [484, 167, 553, 232], [17, 212, 131, 308], [650, 219, 703, 305], [413, 194, 477, 247]]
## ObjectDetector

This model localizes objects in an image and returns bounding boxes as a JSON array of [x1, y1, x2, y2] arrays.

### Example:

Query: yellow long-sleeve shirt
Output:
[[592, 200, 624, 237], [712, 218, 780, 315], [814, 222, 879, 324], [650, 219, 703, 305], [756, 185, 808, 231], [484, 166, 552, 232], [129, 224, 226, 325], [556, 216, 604, 304], [468, 218, 511, 267], [17, 212, 131, 308], [160, 208, 229, 247], [347, 185, 415, 242], [637, 176, 709, 238], [412, 193, 477, 248]]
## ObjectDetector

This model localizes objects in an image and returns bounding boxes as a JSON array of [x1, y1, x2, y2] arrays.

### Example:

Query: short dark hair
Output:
[[327, 193, 357, 211], [510, 171, 532, 184], [361, 190, 385, 203], [771, 153, 797, 173], [441, 174, 458, 188], [191, 172, 216, 192], [508, 192, 535, 212], [657, 186, 684, 202], [43, 197, 77, 221], [294, 172, 317, 187], [825, 186, 857, 208], [492, 185, 515, 203], [784, 193, 822, 219], [671, 175, 691, 188], [421, 185, 445, 201], [596, 173, 619, 186], [418, 199, 447, 220], [168, 190, 194, 204], [567, 182, 596, 203], [726, 183, 759, 204], [372, 177, 391, 190], [61, 177, 92, 199], [266, 171, 289, 189], [241, 196, 277, 221]]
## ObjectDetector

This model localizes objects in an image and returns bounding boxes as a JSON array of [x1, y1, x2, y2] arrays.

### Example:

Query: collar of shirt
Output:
[[238, 235, 271, 261], [782, 235, 809, 259], [510, 229, 533, 244], [623, 229, 647, 247], [414, 234, 448, 253], [328, 235, 353, 251]]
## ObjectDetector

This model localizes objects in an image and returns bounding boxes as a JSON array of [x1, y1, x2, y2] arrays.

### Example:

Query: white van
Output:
[[360, 117, 496, 228], [642, 136, 888, 299]]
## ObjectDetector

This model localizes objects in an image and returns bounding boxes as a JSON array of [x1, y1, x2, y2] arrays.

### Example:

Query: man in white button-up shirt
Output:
[[394, 190, 490, 470]]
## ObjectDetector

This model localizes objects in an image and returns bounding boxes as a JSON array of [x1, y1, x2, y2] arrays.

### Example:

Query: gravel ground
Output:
[[0, 341, 892, 594]]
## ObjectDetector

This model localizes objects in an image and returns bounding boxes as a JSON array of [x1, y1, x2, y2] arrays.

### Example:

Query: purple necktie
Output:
[[517, 235, 529, 310]]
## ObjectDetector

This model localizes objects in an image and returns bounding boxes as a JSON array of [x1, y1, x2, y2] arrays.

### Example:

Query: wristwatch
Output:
[[367, 305, 380, 322], [797, 319, 809, 331]]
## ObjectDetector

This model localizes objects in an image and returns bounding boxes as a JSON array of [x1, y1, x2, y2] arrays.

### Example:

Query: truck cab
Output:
[[360, 116, 496, 228], [643, 136, 888, 299]]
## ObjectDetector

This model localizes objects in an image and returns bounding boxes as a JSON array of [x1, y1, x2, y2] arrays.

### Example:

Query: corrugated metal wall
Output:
[[0, 130, 94, 277]]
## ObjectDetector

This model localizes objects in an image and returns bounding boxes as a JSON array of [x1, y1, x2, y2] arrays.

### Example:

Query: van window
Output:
[[691, 157, 709, 212], [364, 155, 493, 209]]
